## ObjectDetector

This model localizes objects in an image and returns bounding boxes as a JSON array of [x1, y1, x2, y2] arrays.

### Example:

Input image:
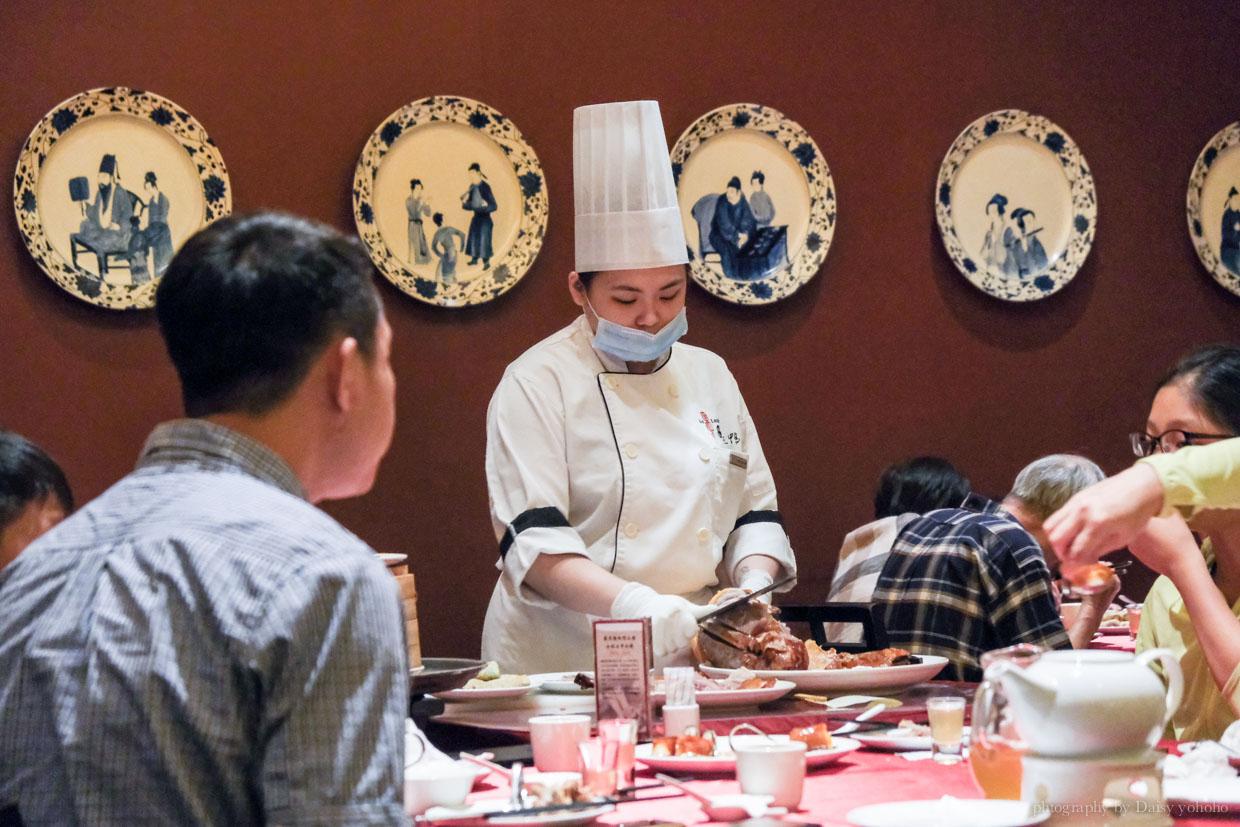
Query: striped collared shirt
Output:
[[0, 419, 410, 825], [870, 503, 1071, 682]]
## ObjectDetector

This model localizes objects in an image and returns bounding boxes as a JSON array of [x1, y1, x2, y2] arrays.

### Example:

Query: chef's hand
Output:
[[609, 582, 711, 658], [737, 568, 774, 604], [1045, 463, 1165, 566]]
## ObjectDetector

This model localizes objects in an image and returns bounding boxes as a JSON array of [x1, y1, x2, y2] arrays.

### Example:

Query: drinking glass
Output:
[[1128, 605, 1142, 636], [970, 643, 1043, 799], [598, 717, 637, 788], [577, 737, 619, 796], [927, 696, 965, 764]]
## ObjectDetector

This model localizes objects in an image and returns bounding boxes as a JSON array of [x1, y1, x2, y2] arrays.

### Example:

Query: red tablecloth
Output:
[[1090, 631, 1138, 653], [456, 745, 1228, 826]]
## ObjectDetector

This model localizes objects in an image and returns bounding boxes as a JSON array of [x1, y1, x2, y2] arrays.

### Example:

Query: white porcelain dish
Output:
[[700, 655, 948, 692], [634, 734, 859, 774]]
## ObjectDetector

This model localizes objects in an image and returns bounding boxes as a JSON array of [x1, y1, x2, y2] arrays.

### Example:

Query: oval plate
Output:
[[12, 87, 232, 309], [671, 103, 835, 305], [1186, 121, 1240, 297], [634, 734, 860, 774], [352, 95, 548, 308], [650, 678, 795, 708], [409, 657, 487, 696], [935, 109, 1095, 301], [699, 655, 948, 692]]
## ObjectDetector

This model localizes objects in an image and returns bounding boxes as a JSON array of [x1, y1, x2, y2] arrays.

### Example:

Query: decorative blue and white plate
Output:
[[12, 87, 232, 310], [671, 103, 835, 305], [935, 109, 1096, 302], [352, 96, 548, 308], [1186, 122, 1240, 298]]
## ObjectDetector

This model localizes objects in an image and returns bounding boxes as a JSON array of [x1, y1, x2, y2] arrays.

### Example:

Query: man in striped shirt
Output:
[[870, 454, 1119, 681], [0, 213, 411, 825]]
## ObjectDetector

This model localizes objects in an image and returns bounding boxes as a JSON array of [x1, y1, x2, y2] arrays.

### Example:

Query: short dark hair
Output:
[[1157, 345, 1240, 435], [155, 212, 382, 418], [726, 176, 742, 190], [144, 171, 157, 186], [874, 456, 970, 519], [433, 212, 444, 227], [0, 431, 73, 533], [410, 178, 422, 190], [751, 171, 765, 185]]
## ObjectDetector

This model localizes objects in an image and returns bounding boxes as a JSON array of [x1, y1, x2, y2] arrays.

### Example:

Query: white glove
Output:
[[609, 582, 711, 658], [737, 568, 775, 604]]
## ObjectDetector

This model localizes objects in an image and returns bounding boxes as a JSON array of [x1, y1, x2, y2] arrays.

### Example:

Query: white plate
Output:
[[670, 103, 836, 305], [851, 726, 971, 752], [422, 799, 615, 826], [352, 95, 548, 308], [1186, 121, 1240, 298], [530, 672, 594, 695], [634, 734, 860, 774], [1165, 777, 1240, 812], [434, 682, 537, 701], [1095, 624, 1131, 634], [651, 679, 795, 707], [847, 798, 1049, 827], [700, 655, 948, 692], [934, 109, 1095, 302]]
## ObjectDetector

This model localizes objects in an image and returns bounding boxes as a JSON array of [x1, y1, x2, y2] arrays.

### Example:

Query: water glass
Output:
[[577, 736, 619, 796], [927, 696, 966, 765], [598, 717, 638, 787], [528, 714, 590, 772]]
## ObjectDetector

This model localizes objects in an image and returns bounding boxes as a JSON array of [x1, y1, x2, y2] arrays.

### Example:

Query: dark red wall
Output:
[[3, 1, 1239, 657]]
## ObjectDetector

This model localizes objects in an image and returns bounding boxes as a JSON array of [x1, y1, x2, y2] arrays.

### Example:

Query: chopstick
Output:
[[459, 751, 509, 775]]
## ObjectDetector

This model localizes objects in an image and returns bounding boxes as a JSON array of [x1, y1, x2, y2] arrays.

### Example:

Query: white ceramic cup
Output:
[[404, 761, 480, 816], [528, 713, 592, 772], [732, 738, 807, 809]]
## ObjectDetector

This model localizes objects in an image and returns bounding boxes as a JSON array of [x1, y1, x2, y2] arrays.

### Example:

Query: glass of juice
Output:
[[969, 643, 1043, 799], [927, 697, 966, 764]]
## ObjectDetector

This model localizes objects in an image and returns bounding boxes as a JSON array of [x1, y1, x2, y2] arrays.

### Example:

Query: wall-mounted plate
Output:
[[935, 109, 1095, 302], [12, 87, 232, 309], [1186, 121, 1240, 298]]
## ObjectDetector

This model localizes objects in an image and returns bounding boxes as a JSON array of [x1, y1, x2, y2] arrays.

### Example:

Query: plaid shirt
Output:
[[870, 502, 1071, 682], [0, 420, 410, 826]]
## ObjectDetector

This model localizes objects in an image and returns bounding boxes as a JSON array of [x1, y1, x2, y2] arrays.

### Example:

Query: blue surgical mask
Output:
[[584, 294, 688, 364]]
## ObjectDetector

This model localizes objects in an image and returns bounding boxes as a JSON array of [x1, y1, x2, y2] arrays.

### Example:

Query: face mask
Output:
[[584, 293, 688, 363]]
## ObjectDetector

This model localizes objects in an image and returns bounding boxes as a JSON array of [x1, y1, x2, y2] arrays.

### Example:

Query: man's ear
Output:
[[326, 336, 361, 412]]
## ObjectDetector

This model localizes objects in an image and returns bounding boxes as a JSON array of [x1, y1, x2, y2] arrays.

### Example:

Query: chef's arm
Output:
[[733, 554, 781, 594], [523, 553, 625, 616]]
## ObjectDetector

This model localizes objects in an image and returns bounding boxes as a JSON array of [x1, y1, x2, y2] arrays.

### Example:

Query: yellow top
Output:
[[1140, 438, 1240, 519], [1137, 562, 1240, 741]]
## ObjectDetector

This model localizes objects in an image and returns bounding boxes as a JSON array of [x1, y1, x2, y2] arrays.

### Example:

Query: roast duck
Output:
[[691, 588, 920, 670], [691, 588, 809, 670]]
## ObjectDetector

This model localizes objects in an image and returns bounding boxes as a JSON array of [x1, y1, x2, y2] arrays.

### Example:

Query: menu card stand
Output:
[[592, 619, 653, 738]]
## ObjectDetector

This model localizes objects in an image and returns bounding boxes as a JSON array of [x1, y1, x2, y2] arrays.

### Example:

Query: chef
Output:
[[481, 100, 797, 671]]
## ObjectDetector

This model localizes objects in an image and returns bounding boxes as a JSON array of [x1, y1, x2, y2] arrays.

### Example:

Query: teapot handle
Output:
[[1134, 647, 1183, 732]]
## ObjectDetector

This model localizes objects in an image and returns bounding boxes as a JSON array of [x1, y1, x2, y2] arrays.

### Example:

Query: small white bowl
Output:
[[405, 761, 481, 816]]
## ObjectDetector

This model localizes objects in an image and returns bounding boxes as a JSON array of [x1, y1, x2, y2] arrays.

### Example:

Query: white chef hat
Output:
[[573, 100, 689, 273]]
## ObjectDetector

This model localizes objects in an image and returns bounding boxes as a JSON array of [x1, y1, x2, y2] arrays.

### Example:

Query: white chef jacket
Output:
[[481, 315, 796, 671]]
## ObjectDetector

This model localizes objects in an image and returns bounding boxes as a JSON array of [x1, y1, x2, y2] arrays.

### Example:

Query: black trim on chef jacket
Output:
[[498, 507, 571, 560], [732, 509, 785, 532]]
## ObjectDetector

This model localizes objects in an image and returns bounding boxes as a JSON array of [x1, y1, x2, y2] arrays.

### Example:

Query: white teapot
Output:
[[988, 649, 1182, 758]]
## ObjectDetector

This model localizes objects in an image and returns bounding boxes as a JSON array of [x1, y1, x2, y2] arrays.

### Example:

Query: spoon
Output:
[[653, 774, 784, 821], [832, 700, 888, 735]]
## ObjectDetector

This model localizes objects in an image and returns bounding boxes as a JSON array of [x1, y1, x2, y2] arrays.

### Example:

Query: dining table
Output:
[[422, 678, 1234, 826]]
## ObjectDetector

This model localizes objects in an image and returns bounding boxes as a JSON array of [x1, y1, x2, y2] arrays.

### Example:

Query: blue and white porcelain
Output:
[[670, 103, 835, 306], [352, 96, 548, 308], [935, 109, 1096, 302], [1186, 122, 1240, 298], [12, 87, 232, 310]]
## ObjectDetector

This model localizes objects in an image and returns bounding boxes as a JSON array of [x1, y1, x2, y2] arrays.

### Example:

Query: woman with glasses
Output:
[[1052, 345, 1240, 740]]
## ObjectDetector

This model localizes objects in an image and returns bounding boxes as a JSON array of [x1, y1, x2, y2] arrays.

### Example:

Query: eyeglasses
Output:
[[1130, 429, 1232, 457]]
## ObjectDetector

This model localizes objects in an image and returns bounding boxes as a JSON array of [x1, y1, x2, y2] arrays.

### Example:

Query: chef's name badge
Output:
[[729, 451, 748, 469]]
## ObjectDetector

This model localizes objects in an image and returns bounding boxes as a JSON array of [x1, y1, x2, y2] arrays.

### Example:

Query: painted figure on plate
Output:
[[432, 212, 467, 285], [749, 170, 775, 228], [1005, 207, 1047, 279], [1221, 186, 1240, 275], [709, 176, 757, 280], [128, 171, 174, 284], [462, 162, 497, 270], [981, 193, 1008, 274], [406, 179, 432, 266], [72, 154, 136, 262]]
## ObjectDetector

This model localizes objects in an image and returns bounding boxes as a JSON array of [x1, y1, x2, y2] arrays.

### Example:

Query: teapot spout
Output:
[[991, 660, 1058, 726]]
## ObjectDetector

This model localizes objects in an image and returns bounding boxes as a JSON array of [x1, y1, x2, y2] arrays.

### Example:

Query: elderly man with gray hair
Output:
[[869, 454, 1117, 681]]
